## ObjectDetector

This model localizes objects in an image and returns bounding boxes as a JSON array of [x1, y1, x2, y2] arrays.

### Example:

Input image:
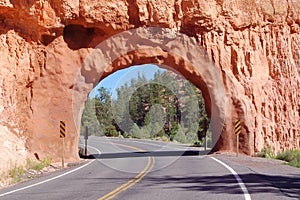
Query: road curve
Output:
[[2, 136, 296, 200]]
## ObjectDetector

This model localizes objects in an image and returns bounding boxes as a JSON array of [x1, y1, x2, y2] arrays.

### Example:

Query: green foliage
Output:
[[42, 156, 52, 167], [161, 135, 169, 142], [104, 125, 119, 137], [256, 143, 275, 158], [186, 130, 198, 144], [172, 125, 186, 143], [80, 98, 103, 136], [26, 156, 52, 171], [9, 165, 25, 183], [27, 159, 44, 171], [169, 123, 179, 141], [257, 147, 300, 168], [112, 84, 134, 133], [7, 157, 52, 184], [147, 122, 164, 138], [192, 140, 203, 147], [276, 149, 300, 168], [82, 68, 210, 145], [130, 124, 143, 139], [122, 132, 130, 138]]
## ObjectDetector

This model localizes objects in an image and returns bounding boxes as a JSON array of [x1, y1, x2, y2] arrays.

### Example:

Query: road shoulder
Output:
[[212, 153, 300, 200]]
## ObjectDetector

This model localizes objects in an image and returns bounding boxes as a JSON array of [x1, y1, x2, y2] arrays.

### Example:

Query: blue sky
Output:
[[89, 64, 166, 98]]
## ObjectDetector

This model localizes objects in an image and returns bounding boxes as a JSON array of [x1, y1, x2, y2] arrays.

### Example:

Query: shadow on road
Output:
[[82, 150, 210, 159], [84, 173, 300, 199], [138, 173, 300, 199]]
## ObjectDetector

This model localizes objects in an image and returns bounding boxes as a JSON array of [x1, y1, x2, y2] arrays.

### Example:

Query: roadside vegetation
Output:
[[1, 157, 52, 185], [255, 143, 275, 158], [256, 144, 300, 168], [81, 69, 211, 147], [276, 149, 300, 168]]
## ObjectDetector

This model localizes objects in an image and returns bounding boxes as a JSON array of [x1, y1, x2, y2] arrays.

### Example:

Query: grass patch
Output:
[[255, 143, 275, 158], [6, 157, 52, 184], [26, 156, 52, 171], [8, 165, 25, 184], [256, 145, 300, 168], [276, 149, 300, 168]]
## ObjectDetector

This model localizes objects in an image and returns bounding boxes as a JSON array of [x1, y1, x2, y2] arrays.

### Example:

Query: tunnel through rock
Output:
[[80, 64, 212, 147], [2, 0, 300, 170], [72, 28, 235, 158], [24, 27, 253, 163]]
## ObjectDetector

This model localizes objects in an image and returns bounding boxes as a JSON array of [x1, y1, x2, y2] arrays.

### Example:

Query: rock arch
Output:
[[73, 28, 228, 154], [27, 27, 250, 161], [1, 0, 299, 165]]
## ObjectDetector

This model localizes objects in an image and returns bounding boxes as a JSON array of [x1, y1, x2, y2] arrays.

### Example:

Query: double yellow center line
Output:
[[98, 143, 155, 200]]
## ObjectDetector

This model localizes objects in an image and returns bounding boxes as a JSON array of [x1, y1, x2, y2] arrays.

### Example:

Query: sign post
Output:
[[84, 126, 88, 156], [235, 119, 241, 157], [60, 121, 66, 168], [204, 133, 207, 151]]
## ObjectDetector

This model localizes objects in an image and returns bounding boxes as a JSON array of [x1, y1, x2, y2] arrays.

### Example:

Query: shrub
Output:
[[276, 149, 300, 168], [27, 156, 52, 171], [130, 124, 142, 139], [122, 132, 130, 138], [27, 159, 44, 171], [186, 131, 198, 144], [192, 140, 203, 147], [169, 123, 179, 141], [5, 157, 52, 185], [104, 125, 119, 137], [9, 165, 25, 183], [42, 156, 52, 167], [173, 125, 186, 143], [161, 135, 169, 142], [256, 143, 275, 158]]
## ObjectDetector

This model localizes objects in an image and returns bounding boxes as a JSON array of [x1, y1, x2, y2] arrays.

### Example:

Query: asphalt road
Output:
[[0, 136, 299, 200]]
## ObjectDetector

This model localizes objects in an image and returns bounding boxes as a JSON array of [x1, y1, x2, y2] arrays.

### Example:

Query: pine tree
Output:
[[80, 98, 103, 136], [83, 67, 211, 144]]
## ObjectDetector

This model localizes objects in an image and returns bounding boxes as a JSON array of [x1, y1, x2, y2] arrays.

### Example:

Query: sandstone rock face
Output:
[[0, 124, 27, 175], [0, 0, 299, 167]]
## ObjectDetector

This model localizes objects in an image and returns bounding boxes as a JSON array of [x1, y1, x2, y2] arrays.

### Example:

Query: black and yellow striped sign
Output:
[[235, 119, 241, 135], [60, 121, 66, 138]]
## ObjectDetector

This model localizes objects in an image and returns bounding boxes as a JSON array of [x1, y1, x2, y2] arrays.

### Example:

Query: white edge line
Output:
[[210, 157, 251, 200], [0, 145, 101, 197]]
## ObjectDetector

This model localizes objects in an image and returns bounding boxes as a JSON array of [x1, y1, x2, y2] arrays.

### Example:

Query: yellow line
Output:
[[98, 142, 155, 200], [104, 157, 155, 200], [110, 142, 146, 152]]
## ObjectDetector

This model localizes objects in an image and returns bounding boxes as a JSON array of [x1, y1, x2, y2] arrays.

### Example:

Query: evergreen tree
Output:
[[112, 84, 134, 133], [173, 124, 186, 143], [81, 67, 210, 144], [94, 87, 114, 130], [80, 98, 103, 136]]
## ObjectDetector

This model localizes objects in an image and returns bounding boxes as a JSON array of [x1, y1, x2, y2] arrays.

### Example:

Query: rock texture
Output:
[[0, 124, 27, 175], [0, 0, 299, 169]]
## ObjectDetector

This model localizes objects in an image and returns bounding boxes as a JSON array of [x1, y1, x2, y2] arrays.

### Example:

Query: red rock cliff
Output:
[[0, 0, 299, 166]]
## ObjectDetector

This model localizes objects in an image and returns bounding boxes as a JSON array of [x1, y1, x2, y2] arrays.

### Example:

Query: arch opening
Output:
[[80, 64, 212, 149], [72, 27, 227, 156]]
